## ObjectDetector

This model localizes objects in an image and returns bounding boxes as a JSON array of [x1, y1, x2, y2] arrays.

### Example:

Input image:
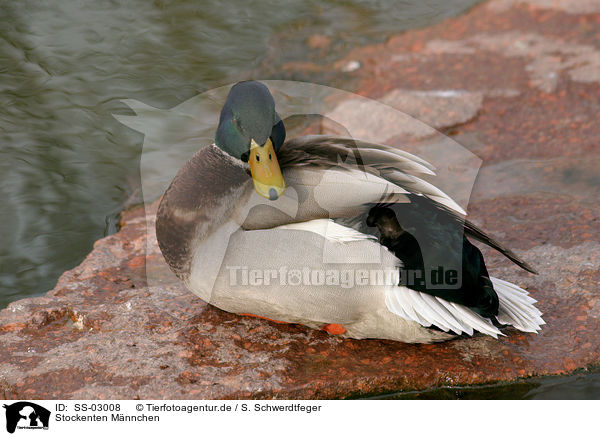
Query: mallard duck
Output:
[[156, 80, 544, 343]]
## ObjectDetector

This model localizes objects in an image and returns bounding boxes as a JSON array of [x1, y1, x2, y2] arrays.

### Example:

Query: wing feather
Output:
[[491, 277, 545, 333], [385, 285, 502, 337], [280, 135, 466, 214], [279, 135, 536, 273]]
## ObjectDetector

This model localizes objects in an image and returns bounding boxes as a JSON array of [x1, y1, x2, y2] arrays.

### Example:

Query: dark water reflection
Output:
[[1, 0, 480, 307], [371, 370, 600, 399]]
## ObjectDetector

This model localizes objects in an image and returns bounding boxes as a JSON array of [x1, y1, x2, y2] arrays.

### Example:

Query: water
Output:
[[371, 370, 600, 400], [0, 0, 481, 308]]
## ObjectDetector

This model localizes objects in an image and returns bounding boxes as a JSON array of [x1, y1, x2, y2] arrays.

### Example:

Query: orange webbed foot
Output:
[[322, 323, 346, 335]]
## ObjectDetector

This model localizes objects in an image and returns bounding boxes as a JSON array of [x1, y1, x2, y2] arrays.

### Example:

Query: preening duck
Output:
[[156, 80, 544, 343]]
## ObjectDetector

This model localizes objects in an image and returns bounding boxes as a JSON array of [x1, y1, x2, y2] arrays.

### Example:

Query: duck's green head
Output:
[[215, 81, 286, 201]]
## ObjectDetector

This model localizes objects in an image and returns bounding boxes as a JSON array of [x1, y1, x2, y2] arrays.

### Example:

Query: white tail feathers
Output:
[[385, 284, 503, 337], [386, 277, 545, 338], [491, 277, 545, 333]]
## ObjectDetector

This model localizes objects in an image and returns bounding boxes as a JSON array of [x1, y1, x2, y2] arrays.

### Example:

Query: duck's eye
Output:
[[268, 153, 272, 160], [256, 154, 260, 162]]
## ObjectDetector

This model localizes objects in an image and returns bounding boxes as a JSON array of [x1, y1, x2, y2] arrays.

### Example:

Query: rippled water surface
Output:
[[1, 0, 481, 307]]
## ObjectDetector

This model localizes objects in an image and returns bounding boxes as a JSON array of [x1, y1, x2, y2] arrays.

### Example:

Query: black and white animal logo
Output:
[[3, 402, 50, 433]]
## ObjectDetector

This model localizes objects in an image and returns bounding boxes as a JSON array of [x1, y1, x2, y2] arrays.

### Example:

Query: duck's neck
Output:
[[156, 144, 252, 281]]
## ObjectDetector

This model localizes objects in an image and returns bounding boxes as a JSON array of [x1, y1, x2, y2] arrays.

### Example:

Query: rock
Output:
[[306, 34, 332, 51], [425, 32, 600, 93], [2, 0, 600, 399], [325, 89, 483, 142], [488, 0, 600, 14], [381, 89, 483, 131]]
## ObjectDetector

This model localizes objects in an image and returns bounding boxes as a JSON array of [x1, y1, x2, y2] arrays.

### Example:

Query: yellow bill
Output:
[[249, 138, 286, 200]]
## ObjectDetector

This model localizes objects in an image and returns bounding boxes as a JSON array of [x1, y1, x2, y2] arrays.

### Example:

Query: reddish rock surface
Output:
[[1, 0, 599, 399]]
